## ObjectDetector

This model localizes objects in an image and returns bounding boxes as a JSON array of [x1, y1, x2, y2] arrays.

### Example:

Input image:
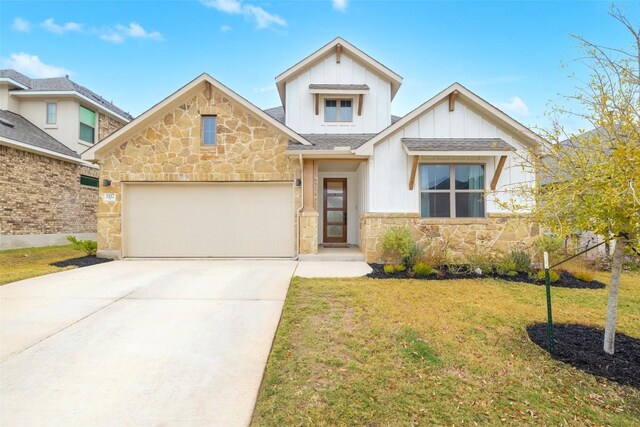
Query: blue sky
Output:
[[2, 1, 638, 131]]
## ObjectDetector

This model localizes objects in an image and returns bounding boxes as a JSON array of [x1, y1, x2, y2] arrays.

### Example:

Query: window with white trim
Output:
[[420, 164, 485, 218], [46, 103, 57, 124], [79, 106, 96, 143], [324, 99, 352, 122]]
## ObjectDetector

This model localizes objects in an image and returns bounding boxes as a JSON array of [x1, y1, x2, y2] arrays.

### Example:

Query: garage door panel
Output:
[[124, 183, 294, 258]]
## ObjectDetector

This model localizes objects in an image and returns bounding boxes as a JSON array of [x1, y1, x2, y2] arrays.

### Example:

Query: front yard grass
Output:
[[0, 245, 80, 285], [252, 271, 640, 425]]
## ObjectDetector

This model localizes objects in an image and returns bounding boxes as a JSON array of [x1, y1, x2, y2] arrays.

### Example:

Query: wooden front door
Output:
[[323, 178, 347, 243]]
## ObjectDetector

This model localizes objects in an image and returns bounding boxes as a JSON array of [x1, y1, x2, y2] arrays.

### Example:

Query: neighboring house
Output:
[[82, 37, 541, 261], [0, 70, 132, 249]]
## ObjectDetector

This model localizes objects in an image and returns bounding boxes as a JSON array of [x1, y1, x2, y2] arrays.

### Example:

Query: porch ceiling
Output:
[[317, 160, 363, 172]]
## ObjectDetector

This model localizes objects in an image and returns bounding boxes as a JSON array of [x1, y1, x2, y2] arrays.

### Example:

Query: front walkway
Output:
[[0, 260, 296, 427]]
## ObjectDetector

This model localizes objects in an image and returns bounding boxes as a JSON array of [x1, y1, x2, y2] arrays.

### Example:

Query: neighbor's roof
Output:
[[0, 109, 80, 158], [288, 134, 377, 151], [402, 138, 515, 152], [275, 37, 403, 106], [0, 69, 133, 122]]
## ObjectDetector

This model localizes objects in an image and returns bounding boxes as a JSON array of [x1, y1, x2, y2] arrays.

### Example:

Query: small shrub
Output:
[[533, 234, 565, 265], [509, 249, 532, 272], [404, 243, 424, 269], [535, 269, 560, 283], [383, 264, 396, 274], [394, 264, 406, 272], [496, 257, 518, 276], [571, 269, 595, 283], [67, 236, 97, 256], [381, 227, 414, 264], [413, 262, 435, 277], [506, 270, 518, 277], [463, 249, 497, 274], [421, 239, 449, 268]]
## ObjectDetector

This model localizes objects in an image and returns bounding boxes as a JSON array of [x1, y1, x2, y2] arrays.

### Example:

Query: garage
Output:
[[123, 183, 295, 258]]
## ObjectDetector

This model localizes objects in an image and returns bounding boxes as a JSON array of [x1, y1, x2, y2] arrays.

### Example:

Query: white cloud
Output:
[[332, 0, 348, 12], [495, 96, 530, 117], [201, 0, 242, 14], [13, 17, 31, 32], [243, 5, 286, 29], [41, 18, 83, 34], [220, 25, 232, 32], [3, 52, 72, 78], [100, 22, 163, 44], [201, 0, 286, 29]]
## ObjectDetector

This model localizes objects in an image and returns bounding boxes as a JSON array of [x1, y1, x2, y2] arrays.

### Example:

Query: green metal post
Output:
[[544, 252, 554, 353]]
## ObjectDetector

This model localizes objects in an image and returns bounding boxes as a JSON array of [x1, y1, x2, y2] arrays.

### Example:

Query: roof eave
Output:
[[0, 136, 97, 166]]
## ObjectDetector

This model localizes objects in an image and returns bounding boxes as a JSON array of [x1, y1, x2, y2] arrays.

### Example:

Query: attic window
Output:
[[324, 99, 352, 122]]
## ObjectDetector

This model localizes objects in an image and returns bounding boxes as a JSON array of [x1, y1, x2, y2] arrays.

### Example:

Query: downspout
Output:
[[294, 154, 304, 260]]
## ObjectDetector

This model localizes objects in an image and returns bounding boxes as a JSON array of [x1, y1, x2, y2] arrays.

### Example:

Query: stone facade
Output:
[[97, 113, 125, 142], [360, 212, 539, 263], [0, 145, 99, 236], [96, 85, 301, 257], [299, 211, 319, 254]]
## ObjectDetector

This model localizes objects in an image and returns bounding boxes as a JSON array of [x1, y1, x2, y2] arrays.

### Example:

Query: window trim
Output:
[[79, 105, 96, 144], [46, 102, 57, 125], [324, 98, 353, 123], [80, 174, 99, 188], [201, 115, 217, 146], [419, 162, 487, 219]]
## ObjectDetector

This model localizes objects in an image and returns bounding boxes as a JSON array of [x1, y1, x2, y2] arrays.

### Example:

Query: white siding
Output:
[[368, 98, 535, 214], [285, 53, 392, 134]]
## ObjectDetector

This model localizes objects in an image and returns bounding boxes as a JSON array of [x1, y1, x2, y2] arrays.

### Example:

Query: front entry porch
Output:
[[298, 159, 367, 258]]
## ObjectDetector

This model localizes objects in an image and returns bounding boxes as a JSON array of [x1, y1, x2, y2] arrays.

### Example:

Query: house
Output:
[[0, 70, 132, 249], [82, 38, 541, 261]]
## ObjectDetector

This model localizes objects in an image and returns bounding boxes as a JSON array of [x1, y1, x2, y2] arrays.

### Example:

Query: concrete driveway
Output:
[[0, 260, 296, 427]]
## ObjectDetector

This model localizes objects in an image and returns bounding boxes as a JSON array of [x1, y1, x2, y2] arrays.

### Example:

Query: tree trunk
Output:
[[604, 239, 625, 355]]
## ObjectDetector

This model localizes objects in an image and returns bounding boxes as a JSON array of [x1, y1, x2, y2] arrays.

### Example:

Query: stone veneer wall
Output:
[[360, 212, 539, 263], [97, 86, 301, 258], [0, 145, 99, 235], [299, 211, 319, 254], [98, 113, 125, 142]]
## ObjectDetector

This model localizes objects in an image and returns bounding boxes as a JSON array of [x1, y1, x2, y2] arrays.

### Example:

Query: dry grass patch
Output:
[[253, 272, 640, 426], [0, 245, 79, 285]]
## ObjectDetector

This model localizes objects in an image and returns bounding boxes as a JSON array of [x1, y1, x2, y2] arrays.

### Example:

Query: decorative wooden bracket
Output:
[[490, 155, 508, 190], [358, 94, 363, 116], [336, 44, 342, 63], [448, 89, 459, 112], [315, 94, 319, 115], [408, 156, 419, 190]]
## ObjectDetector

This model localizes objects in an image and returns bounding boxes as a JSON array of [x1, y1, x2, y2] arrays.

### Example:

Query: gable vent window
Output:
[[80, 175, 99, 188], [202, 116, 217, 146], [79, 106, 96, 143], [324, 99, 352, 122], [46, 103, 57, 125]]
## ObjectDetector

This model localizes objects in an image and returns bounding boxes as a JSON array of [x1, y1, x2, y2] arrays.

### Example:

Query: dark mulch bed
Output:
[[367, 264, 605, 289], [50, 256, 112, 268], [527, 323, 640, 389]]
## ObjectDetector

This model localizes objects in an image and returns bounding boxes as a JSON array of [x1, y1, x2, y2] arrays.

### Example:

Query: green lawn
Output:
[[0, 245, 81, 285], [253, 272, 640, 426]]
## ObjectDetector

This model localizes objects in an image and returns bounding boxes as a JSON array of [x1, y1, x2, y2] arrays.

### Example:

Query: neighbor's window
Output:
[[46, 103, 57, 125], [201, 116, 216, 146], [420, 164, 485, 218], [79, 106, 96, 143], [80, 175, 99, 188], [324, 99, 352, 122]]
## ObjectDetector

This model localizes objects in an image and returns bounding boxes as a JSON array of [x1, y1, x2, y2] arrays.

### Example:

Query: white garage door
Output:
[[123, 183, 295, 258]]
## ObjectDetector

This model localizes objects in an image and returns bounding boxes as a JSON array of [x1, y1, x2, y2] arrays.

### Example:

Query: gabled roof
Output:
[[355, 82, 542, 155], [275, 37, 403, 106], [82, 73, 311, 162], [0, 69, 133, 122], [0, 109, 83, 162]]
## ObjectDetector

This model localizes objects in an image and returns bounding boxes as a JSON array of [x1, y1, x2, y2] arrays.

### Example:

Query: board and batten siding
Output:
[[368, 98, 534, 213], [285, 53, 392, 134]]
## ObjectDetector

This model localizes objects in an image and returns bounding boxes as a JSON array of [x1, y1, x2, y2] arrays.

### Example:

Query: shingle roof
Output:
[[308, 84, 370, 91], [288, 133, 376, 151], [0, 69, 133, 121], [0, 109, 80, 158], [402, 138, 515, 152]]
